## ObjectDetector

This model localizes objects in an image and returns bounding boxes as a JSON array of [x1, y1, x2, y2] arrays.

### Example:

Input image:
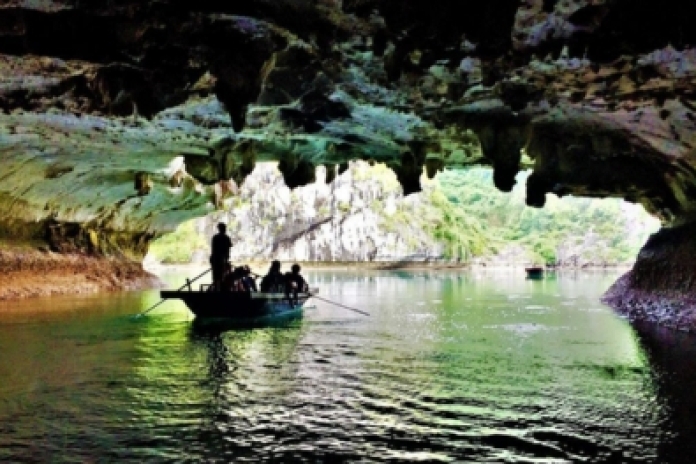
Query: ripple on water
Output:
[[522, 305, 554, 314], [0, 271, 682, 462]]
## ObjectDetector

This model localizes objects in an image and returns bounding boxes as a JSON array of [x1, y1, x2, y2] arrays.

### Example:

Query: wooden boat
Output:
[[525, 267, 544, 279], [160, 288, 315, 325]]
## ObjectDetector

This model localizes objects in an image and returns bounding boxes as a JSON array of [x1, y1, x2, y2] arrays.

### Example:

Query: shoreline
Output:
[[0, 248, 159, 300], [0, 246, 634, 300], [602, 273, 696, 332], [147, 260, 634, 274]]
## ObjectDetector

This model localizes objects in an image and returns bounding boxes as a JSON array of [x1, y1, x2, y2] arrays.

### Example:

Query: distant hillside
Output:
[[434, 169, 660, 266], [148, 163, 660, 267]]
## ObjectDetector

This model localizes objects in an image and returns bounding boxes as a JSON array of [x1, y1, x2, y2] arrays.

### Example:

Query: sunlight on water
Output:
[[0, 269, 694, 462]]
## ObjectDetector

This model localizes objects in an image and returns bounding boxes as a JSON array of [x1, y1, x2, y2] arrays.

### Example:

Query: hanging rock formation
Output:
[[0, 0, 696, 326]]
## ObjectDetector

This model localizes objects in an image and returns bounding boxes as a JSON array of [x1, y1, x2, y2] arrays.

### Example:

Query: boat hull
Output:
[[160, 290, 311, 323], [525, 267, 544, 279]]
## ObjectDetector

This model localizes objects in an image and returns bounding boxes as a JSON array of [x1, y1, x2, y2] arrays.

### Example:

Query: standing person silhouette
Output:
[[210, 222, 232, 290]]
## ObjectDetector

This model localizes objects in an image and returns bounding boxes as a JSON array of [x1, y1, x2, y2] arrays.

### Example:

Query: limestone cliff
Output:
[[169, 162, 447, 264], [148, 163, 657, 268], [0, 0, 695, 326]]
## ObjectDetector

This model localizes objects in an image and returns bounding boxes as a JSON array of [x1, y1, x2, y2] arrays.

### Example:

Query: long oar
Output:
[[132, 268, 211, 319], [311, 295, 370, 317], [201, 268, 368, 318]]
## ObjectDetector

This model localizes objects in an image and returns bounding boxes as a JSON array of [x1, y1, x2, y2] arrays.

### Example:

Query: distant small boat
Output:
[[525, 267, 544, 279], [160, 289, 315, 325]]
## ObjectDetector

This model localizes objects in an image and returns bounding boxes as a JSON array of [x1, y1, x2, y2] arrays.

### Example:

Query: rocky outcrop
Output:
[[3, 1, 686, 233], [148, 163, 656, 268], [2, 1, 695, 208], [191, 162, 447, 263], [603, 223, 696, 331], [0, 245, 158, 300], [0, 0, 695, 322]]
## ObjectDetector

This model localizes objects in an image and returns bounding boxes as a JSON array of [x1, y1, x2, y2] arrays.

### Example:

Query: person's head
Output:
[[217, 222, 227, 233], [270, 260, 281, 272], [291, 263, 301, 274]]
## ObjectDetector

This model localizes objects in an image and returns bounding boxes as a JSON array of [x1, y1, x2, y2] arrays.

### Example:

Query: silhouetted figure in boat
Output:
[[221, 263, 237, 292], [234, 266, 249, 292], [285, 263, 308, 307], [210, 222, 232, 290], [221, 266, 249, 292], [241, 265, 258, 292], [260, 260, 284, 292]]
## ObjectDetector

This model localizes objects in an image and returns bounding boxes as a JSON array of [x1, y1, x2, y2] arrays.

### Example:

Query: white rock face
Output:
[[194, 162, 446, 263]]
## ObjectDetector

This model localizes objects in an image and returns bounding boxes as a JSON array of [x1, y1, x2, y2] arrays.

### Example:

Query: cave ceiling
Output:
[[2, 0, 696, 246]]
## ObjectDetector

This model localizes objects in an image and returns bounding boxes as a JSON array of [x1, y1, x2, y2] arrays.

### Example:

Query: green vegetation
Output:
[[147, 220, 207, 263], [424, 188, 489, 260], [429, 169, 659, 263], [148, 164, 660, 266]]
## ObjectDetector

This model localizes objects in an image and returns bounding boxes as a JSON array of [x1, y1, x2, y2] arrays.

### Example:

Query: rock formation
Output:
[[149, 163, 656, 269], [0, 0, 695, 328], [166, 162, 448, 264]]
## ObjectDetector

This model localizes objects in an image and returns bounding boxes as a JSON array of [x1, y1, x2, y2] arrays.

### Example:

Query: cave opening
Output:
[[0, 0, 692, 336], [5, 2, 696, 460], [147, 162, 660, 270]]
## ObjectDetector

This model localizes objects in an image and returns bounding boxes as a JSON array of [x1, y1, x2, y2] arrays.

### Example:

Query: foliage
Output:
[[432, 168, 660, 264], [149, 164, 660, 266], [420, 189, 489, 259], [148, 220, 207, 263]]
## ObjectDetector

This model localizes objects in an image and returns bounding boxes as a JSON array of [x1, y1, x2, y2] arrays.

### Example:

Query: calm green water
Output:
[[0, 269, 694, 463]]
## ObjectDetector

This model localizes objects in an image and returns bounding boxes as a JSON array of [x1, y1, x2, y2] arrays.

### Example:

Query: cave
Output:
[[0, 0, 696, 333]]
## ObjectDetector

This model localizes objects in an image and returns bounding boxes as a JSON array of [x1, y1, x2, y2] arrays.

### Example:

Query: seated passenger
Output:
[[241, 266, 258, 292], [231, 267, 247, 292], [285, 263, 308, 307], [221, 266, 241, 292], [260, 260, 284, 292], [221, 263, 237, 291]]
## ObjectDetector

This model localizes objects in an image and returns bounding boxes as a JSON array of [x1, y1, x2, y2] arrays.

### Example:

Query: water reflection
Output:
[[1, 270, 695, 462], [632, 322, 696, 464]]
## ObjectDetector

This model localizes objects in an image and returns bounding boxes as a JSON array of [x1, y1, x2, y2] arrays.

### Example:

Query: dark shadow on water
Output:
[[188, 312, 304, 335], [182, 316, 307, 461], [632, 322, 696, 464], [186, 316, 306, 387]]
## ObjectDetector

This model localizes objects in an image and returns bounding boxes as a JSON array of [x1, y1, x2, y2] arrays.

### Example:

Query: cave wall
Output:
[[603, 222, 696, 331], [0, 0, 695, 316]]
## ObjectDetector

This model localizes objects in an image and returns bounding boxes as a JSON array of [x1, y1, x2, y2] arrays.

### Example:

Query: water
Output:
[[0, 269, 695, 463]]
